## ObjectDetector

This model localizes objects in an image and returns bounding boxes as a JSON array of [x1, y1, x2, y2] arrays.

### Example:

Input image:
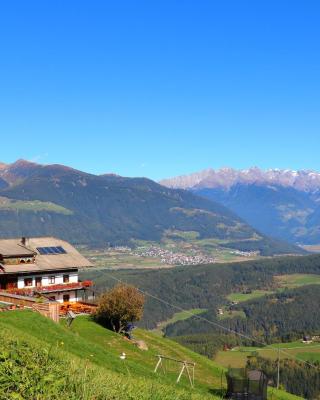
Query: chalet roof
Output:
[[0, 237, 93, 274], [0, 240, 35, 257]]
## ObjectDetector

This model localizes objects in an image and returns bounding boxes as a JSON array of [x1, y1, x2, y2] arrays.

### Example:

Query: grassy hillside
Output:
[[0, 311, 299, 399], [0, 196, 72, 214]]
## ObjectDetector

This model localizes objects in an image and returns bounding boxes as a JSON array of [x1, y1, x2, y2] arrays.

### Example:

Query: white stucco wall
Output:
[[70, 273, 78, 283], [50, 290, 83, 303], [15, 271, 84, 303], [17, 272, 79, 288]]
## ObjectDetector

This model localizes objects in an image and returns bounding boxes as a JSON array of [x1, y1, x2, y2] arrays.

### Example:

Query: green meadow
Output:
[[0, 311, 300, 400]]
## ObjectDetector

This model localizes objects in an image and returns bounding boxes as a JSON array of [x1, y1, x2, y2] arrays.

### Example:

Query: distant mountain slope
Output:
[[0, 159, 41, 185], [0, 160, 300, 255], [0, 177, 8, 190], [160, 168, 320, 245]]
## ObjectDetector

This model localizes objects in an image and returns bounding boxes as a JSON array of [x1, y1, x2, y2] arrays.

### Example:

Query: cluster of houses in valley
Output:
[[133, 246, 215, 266], [229, 250, 259, 257], [0, 237, 94, 316]]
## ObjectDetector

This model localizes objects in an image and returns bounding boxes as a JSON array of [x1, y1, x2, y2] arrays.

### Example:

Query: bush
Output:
[[94, 284, 145, 333]]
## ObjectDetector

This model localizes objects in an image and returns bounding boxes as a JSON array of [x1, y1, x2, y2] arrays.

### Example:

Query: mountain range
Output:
[[160, 167, 320, 245], [0, 160, 299, 255]]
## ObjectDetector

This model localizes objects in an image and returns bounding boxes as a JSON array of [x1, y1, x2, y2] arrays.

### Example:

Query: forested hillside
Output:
[[82, 253, 320, 329], [81, 254, 320, 399], [195, 184, 320, 245], [247, 357, 320, 400], [0, 160, 299, 255], [165, 285, 320, 342]]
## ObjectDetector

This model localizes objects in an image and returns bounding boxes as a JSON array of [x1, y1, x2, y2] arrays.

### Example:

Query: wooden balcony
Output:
[[5, 280, 93, 296]]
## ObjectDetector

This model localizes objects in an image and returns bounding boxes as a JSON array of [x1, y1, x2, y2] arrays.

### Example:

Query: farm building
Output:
[[0, 237, 93, 303]]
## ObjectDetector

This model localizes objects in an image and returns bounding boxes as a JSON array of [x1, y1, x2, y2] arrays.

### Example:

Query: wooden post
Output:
[[154, 355, 162, 373], [177, 363, 186, 383], [277, 346, 281, 389]]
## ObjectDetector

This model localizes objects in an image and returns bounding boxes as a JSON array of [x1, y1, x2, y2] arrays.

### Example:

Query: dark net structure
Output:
[[225, 368, 268, 400]]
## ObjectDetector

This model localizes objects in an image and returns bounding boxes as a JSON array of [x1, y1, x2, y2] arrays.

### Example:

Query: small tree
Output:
[[94, 284, 145, 333]]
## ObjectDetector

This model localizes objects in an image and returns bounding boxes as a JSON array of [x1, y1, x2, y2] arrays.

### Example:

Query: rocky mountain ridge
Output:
[[160, 167, 320, 192]]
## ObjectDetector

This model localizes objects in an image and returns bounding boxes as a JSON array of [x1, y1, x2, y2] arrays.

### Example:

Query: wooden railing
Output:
[[32, 302, 60, 322], [0, 291, 60, 322]]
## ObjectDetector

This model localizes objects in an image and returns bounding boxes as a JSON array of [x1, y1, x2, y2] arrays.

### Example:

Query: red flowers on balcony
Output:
[[39, 281, 93, 292], [6, 280, 93, 296]]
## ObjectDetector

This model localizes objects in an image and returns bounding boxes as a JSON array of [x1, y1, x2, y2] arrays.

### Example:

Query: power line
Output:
[[101, 272, 319, 370]]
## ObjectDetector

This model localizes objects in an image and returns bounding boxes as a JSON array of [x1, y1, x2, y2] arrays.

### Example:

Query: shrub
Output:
[[94, 284, 145, 333]]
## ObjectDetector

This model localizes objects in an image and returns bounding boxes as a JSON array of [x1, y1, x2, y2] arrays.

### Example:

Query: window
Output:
[[35, 277, 42, 287], [49, 276, 55, 284], [63, 274, 69, 283], [20, 258, 33, 264], [37, 246, 67, 255], [24, 278, 33, 287]]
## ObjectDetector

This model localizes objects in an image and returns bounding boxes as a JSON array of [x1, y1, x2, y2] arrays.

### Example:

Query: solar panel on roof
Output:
[[36, 246, 67, 255], [55, 246, 66, 254], [37, 247, 48, 255]]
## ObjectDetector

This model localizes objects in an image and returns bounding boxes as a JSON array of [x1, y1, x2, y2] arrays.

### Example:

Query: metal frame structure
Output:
[[154, 354, 196, 387]]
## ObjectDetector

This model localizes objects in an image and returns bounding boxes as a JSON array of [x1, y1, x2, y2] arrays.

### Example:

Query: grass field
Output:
[[218, 309, 247, 320], [275, 273, 320, 288], [215, 340, 320, 369], [0, 196, 73, 214], [227, 290, 273, 303], [226, 273, 320, 305], [152, 308, 207, 335], [0, 311, 300, 399]]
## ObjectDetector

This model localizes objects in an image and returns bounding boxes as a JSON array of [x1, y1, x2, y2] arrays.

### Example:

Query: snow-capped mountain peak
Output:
[[159, 167, 320, 192]]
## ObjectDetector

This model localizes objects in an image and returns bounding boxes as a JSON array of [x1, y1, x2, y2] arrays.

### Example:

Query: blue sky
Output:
[[0, 1, 319, 180]]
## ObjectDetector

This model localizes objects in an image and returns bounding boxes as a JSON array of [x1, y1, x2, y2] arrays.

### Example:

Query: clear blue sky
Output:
[[1, 1, 319, 180]]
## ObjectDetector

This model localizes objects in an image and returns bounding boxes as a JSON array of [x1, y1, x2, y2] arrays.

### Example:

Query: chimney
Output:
[[21, 237, 28, 247]]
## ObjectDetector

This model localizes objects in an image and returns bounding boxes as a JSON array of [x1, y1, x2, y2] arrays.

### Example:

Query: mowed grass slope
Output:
[[0, 311, 301, 399]]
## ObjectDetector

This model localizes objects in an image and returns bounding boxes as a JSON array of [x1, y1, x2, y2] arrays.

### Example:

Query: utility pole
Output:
[[277, 345, 281, 389]]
